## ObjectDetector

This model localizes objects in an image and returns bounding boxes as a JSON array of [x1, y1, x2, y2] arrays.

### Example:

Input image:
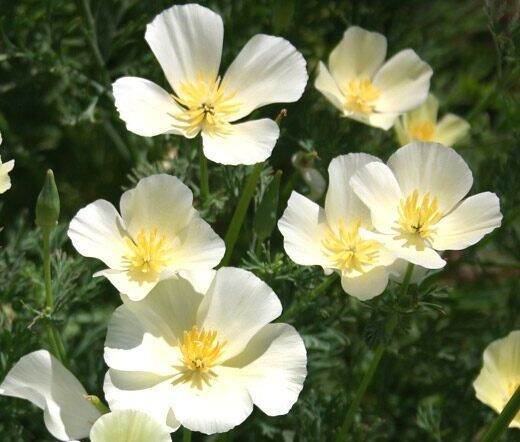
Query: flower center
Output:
[[122, 228, 174, 281], [172, 74, 240, 137], [344, 78, 380, 115], [396, 190, 443, 245], [179, 326, 226, 373], [409, 121, 436, 141], [322, 220, 380, 274]]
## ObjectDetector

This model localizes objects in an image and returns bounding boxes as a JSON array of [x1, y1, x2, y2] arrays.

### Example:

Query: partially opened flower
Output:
[[0, 134, 14, 194], [350, 142, 502, 269], [68, 174, 225, 301], [473, 330, 520, 428], [278, 154, 395, 300], [394, 94, 470, 146], [104, 268, 307, 434], [315, 26, 432, 130], [0, 350, 172, 441], [113, 3, 307, 165]]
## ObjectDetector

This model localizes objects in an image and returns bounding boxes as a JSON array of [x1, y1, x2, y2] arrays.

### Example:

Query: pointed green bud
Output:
[[84, 395, 110, 414], [35, 170, 60, 229]]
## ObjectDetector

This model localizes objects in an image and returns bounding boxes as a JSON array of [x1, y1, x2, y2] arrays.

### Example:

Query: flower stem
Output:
[[221, 162, 263, 266], [182, 428, 192, 442], [480, 385, 520, 442], [336, 263, 415, 440], [198, 141, 210, 204]]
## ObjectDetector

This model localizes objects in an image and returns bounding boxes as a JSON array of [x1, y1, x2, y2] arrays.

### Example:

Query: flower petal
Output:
[[222, 34, 307, 121], [435, 113, 470, 147], [329, 26, 387, 86], [145, 3, 223, 93], [340, 266, 389, 300], [0, 350, 101, 441], [89, 409, 172, 442], [314, 61, 344, 111], [202, 118, 279, 165], [373, 49, 432, 113], [431, 192, 502, 251], [387, 142, 473, 212], [278, 191, 331, 267], [170, 366, 253, 434], [197, 267, 282, 360], [349, 162, 402, 234], [224, 323, 307, 416], [112, 77, 186, 137], [95, 269, 159, 301], [325, 153, 381, 230], [379, 235, 446, 269], [68, 200, 127, 269], [0, 158, 14, 193]]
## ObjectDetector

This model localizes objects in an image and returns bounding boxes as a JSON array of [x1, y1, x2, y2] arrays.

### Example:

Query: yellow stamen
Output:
[[179, 326, 226, 373], [322, 220, 380, 274], [344, 78, 380, 115], [408, 120, 436, 141]]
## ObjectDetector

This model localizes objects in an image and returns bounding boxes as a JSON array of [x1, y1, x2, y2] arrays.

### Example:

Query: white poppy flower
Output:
[[278, 154, 396, 300], [394, 94, 470, 146], [103, 268, 307, 435], [68, 174, 225, 301], [473, 330, 520, 428], [113, 3, 307, 165], [0, 134, 14, 194], [315, 26, 432, 130], [0, 350, 172, 441], [350, 142, 502, 269]]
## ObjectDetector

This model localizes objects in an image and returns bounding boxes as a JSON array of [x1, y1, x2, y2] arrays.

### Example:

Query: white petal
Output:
[[340, 266, 389, 300], [112, 77, 185, 137], [202, 118, 279, 165], [343, 110, 399, 130], [170, 366, 253, 434], [145, 3, 223, 92], [408, 93, 439, 123], [0, 159, 14, 193], [120, 174, 195, 239], [349, 162, 402, 234], [0, 350, 101, 441], [278, 191, 331, 267], [68, 200, 127, 269], [379, 235, 446, 269], [432, 192, 502, 251], [435, 114, 470, 147], [314, 61, 344, 111], [325, 153, 381, 230], [103, 370, 179, 432], [95, 268, 158, 301], [329, 26, 387, 86], [197, 267, 282, 360], [373, 49, 432, 113], [387, 142, 473, 212], [225, 323, 307, 416], [177, 269, 216, 294], [90, 409, 172, 442], [222, 34, 307, 121]]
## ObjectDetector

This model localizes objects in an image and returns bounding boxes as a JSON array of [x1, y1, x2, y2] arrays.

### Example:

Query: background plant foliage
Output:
[[0, 0, 519, 441]]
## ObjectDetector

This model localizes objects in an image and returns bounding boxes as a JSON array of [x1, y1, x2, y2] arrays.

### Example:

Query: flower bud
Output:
[[35, 170, 60, 229]]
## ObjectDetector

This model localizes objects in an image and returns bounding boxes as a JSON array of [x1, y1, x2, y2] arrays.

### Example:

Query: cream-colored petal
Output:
[[112, 77, 186, 137], [89, 410, 172, 442], [68, 200, 127, 269], [431, 192, 502, 251], [95, 268, 158, 301], [329, 26, 387, 87], [314, 61, 344, 111], [278, 191, 331, 267], [202, 118, 279, 165], [145, 3, 223, 93], [387, 142, 473, 212], [0, 350, 101, 441], [343, 110, 400, 130], [408, 93, 439, 123], [340, 266, 389, 300], [373, 49, 432, 113], [222, 34, 307, 121], [378, 234, 446, 269], [0, 158, 14, 193], [435, 113, 470, 147]]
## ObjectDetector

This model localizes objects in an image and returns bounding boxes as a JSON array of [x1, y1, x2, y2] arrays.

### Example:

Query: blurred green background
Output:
[[0, 0, 519, 440]]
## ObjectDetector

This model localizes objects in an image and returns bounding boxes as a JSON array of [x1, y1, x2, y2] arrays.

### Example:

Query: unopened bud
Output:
[[35, 170, 60, 229]]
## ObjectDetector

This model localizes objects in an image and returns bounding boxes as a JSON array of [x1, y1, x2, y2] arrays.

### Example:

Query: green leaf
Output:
[[254, 170, 282, 243]]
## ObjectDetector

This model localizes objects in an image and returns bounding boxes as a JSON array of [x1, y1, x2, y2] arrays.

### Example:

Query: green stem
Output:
[[336, 264, 415, 440], [221, 162, 263, 266], [480, 385, 520, 442], [182, 428, 192, 442], [198, 141, 210, 204]]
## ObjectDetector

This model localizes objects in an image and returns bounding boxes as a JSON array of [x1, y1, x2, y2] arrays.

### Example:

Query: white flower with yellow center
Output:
[[278, 154, 396, 300], [350, 142, 502, 269], [68, 174, 225, 301], [113, 3, 307, 165], [473, 331, 520, 428], [394, 94, 470, 146], [0, 350, 171, 441], [315, 26, 433, 130], [103, 268, 307, 434]]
